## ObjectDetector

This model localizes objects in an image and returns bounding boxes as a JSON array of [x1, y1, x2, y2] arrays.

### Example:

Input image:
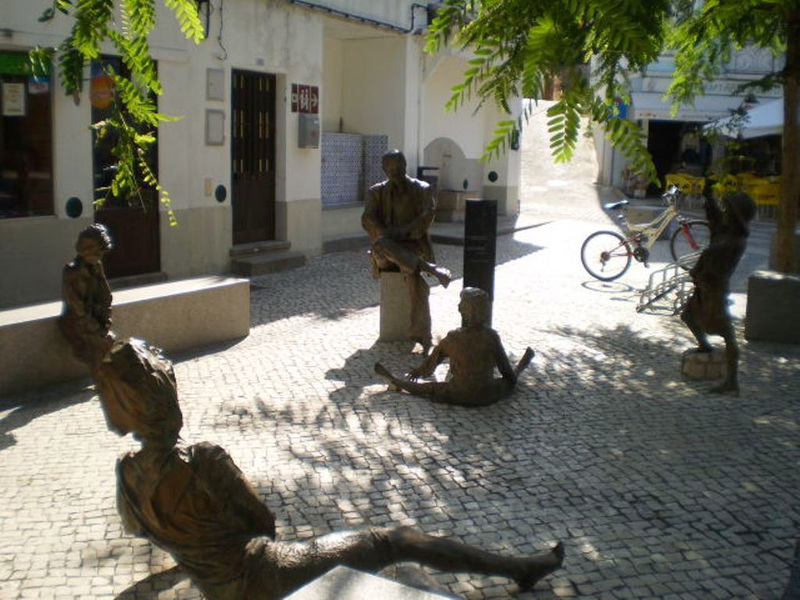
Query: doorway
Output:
[[231, 70, 276, 245], [91, 57, 161, 278]]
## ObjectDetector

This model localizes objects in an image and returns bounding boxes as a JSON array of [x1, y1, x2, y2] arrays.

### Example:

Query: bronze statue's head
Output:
[[382, 150, 407, 184], [76, 224, 114, 263], [95, 338, 183, 449], [459, 287, 491, 327]]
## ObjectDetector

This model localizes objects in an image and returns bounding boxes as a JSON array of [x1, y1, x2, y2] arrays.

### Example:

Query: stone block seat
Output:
[[379, 271, 412, 342], [0, 276, 250, 397]]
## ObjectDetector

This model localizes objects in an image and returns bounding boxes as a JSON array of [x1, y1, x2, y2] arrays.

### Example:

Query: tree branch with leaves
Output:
[[31, 0, 205, 223], [425, 0, 673, 183]]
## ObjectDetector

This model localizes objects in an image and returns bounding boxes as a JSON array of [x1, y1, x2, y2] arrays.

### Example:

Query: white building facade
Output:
[[0, 0, 521, 308]]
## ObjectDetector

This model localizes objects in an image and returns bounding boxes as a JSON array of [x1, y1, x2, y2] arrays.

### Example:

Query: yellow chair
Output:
[[752, 181, 781, 219]]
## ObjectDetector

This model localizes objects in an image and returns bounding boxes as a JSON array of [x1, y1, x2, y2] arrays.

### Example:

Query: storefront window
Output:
[[0, 52, 53, 219]]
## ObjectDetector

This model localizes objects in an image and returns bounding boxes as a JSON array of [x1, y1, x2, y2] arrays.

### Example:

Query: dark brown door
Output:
[[232, 70, 276, 245], [91, 57, 160, 278]]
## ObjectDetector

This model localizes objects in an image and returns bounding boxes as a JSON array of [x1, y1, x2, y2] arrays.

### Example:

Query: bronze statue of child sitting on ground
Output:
[[375, 287, 534, 407]]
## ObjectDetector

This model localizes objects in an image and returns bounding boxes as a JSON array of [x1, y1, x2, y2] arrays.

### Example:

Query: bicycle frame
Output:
[[622, 205, 678, 249]]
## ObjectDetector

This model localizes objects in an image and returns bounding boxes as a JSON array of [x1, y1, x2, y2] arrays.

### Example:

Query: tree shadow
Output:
[[114, 565, 188, 599], [215, 320, 799, 598], [247, 239, 543, 328], [0, 383, 95, 452]]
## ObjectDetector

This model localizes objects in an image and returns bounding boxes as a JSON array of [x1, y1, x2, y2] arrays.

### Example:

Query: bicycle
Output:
[[580, 185, 711, 281]]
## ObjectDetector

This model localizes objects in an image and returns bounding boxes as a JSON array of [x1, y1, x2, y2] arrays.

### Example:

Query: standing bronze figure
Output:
[[681, 190, 756, 395], [375, 287, 534, 406], [362, 150, 452, 354]]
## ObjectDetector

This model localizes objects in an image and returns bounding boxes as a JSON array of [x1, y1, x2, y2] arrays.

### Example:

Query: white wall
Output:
[[341, 37, 406, 143], [322, 37, 344, 133]]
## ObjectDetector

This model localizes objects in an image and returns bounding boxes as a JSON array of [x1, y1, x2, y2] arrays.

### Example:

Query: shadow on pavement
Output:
[[0, 386, 95, 452], [247, 239, 543, 329], [114, 566, 188, 599]]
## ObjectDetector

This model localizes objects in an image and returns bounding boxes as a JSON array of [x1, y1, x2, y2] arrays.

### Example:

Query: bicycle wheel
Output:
[[670, 220, 711, 269], [580, 231, 632, 281]]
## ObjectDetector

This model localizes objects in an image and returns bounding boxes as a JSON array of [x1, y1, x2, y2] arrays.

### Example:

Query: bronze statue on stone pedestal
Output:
[[375, 287, 534, 407], [362, 150, 452, 354], [681, 190, 756, 395]]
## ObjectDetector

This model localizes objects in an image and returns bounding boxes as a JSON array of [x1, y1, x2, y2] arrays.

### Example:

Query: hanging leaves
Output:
[[32, 0, 204, 220], [426, 0, 671, 183]]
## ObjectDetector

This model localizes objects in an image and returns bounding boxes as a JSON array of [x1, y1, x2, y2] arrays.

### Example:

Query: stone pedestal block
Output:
[[681, 349, 727, 381], [287, 565, 455, 599], [380, 272, 411, 342], [745, 270, 800, 343]]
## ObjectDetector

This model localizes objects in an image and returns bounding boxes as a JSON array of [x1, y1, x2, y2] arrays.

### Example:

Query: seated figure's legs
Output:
[[515, 347, 535, 378], [372, 238, 423, 275], [375, 362, 439, 398], [264, 526, 564, 598], [372, 237, 451, 288]]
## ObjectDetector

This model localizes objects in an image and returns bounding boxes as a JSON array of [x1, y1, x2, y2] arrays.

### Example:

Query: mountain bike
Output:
[[580, 185, 710, 281]]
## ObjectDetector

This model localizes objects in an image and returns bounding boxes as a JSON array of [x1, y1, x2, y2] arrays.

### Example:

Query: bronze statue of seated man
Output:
[[99, 338, 563, 599], [362, 150, 452, 354], [375, 287, 534, 407]]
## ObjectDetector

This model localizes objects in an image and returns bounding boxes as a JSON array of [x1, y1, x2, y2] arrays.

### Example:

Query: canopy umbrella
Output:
[[705, 99, 795, 139]]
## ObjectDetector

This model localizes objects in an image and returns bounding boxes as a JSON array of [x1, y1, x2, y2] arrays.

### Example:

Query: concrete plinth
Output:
[[286, 565, 456, 599], [379, 272, 411, 342], [745, 270, 800, 344], [0, 276, 250, 397], [681, 349, 727, 380]]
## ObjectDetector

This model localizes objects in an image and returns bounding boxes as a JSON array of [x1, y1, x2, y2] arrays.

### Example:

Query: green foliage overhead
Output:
[[426, 0, 674, 183], [666, 0, 787, 105], [32, 0, 204, 220]]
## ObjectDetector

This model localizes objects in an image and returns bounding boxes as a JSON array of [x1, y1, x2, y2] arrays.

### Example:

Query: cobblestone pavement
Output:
[[2, 110, 799, 599], [1, 211, 798, 600]]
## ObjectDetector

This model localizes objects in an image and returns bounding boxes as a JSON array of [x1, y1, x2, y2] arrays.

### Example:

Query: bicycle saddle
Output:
[[603, 200, 629, 211]]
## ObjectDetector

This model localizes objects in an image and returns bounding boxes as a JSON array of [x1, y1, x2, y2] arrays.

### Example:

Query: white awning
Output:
[[704, 99, 793, 139], [631, 93, 748, 122]]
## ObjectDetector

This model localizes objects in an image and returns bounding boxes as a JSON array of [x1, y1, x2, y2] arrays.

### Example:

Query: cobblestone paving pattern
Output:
[[1, 219, 798, 600], [2, 103, 798, 599]]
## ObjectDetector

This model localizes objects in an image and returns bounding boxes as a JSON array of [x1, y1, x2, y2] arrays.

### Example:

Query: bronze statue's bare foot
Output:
[[432, 266, 451, 288], [375, 362, 401, 391], [688, 345, 714, 354], [515, 542, 565, 592], [516, 347, 535, 374]]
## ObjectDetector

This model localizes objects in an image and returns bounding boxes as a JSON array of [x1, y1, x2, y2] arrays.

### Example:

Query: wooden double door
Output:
[[232, 70, 276, 245]]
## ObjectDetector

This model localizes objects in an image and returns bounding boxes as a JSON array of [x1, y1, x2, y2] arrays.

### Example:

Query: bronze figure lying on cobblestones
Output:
[[681, 190, 756, 395], [375, 287, 534, 406], [101, 336, 562, 599], [59, 224, 116, 369], [362, 150, 452, 354]]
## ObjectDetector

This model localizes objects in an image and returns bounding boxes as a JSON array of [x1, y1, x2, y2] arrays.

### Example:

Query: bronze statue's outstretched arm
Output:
[[409, 344, 446, 381]]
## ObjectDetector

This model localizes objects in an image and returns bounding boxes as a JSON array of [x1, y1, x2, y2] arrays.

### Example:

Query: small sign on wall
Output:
[[205, 109, 225, 145], [2, 82, 26, 116], [291, 84, 318, 114]]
